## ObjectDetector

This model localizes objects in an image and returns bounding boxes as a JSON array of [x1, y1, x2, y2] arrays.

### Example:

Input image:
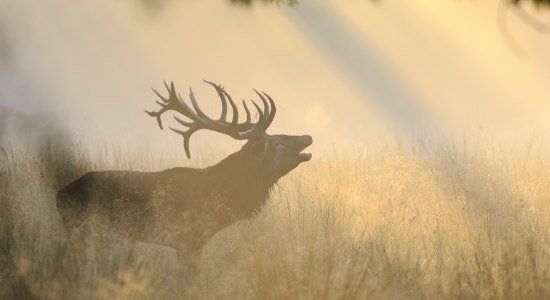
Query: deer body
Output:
[[56, 81, 312, 270]]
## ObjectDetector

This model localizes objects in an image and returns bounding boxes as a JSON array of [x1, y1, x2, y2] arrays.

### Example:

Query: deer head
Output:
[[146, 80, 312, 182]]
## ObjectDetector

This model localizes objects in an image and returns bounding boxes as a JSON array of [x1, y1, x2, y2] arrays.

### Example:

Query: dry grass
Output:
[[2, 138, 550, 299]]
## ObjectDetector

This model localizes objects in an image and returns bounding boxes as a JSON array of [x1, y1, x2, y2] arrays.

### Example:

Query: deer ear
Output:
[[264, 135, 279, 152]]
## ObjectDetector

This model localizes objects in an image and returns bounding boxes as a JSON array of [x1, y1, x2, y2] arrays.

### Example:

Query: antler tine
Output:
[[203, 80, 228, 122], [219, 91, 228, 121], [168, 82, 179, 105], [251, 100, 266, 126], [169, 82, 193, 117], [242, 100, 251, 123], [239, 100, 265, 138], [220, 89, 239, 127], [152, 87, 168, 103], [175, 92, 199, 120], [169, 126, 198, 159], [253, 89, 270, 128], [253, 89, 269, 115], [146, 88, 170, 129], [144, 108, 165, 129], [204, 80, 240, 126], [144, 81, 180, 129], [262, 92, 277, 129], [148, 81, 170, 104], [203, 80, 241, 128], [189, 87, 210, 120], [173, 115, 194, 127], [252, 100, 264, 124]]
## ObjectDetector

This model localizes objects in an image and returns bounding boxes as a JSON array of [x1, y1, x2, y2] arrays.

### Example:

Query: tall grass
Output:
[[1, 138, 550, 299]]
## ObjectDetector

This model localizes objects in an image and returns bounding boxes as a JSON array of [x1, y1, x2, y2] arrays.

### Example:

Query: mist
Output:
[[2, 0, 550, 298], [1, 1, 549, 158]]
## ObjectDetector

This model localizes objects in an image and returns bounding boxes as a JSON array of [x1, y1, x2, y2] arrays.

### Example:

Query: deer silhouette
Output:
[[56, 80, 312, 274]]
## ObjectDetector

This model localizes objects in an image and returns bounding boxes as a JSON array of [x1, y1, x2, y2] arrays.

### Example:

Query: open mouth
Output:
[[299, 137, 313, 162], [299, 152, 312, 162]]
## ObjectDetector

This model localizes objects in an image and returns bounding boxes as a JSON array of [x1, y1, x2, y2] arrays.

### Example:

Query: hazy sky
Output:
[[1, 0, 549, 160]]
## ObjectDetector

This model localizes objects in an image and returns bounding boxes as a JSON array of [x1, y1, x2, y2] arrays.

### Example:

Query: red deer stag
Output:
[[56, 80, 312, 269]]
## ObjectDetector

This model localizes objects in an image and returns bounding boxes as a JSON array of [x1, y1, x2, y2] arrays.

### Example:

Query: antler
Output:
[[145, 80, 276, 158]]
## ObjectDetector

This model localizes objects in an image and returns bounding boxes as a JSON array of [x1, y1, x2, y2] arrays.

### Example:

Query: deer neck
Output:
[[206, 149, 273, 215]]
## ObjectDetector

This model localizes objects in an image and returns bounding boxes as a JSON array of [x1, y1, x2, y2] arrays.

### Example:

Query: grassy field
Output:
[[2, 138, 550, 299]]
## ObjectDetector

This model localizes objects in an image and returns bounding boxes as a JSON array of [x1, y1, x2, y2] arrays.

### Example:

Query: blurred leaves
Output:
[[227, 0, 550, 8], [229, 0, 300, 6], [512, 0, 550, 8], [134, 0, 550, 12], [136, 0, 299, 13], [137, 0, 172, 14], [501, 0, 550, 54]]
